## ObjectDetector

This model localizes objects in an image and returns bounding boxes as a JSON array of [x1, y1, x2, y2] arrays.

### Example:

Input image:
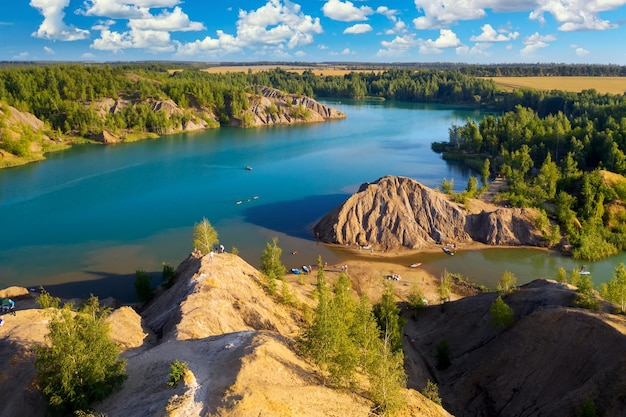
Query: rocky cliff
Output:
[[242, 85, 346, 126], [314, 176, 544, 249]]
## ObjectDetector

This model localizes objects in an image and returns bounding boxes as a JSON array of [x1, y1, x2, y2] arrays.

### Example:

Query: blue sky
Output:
[[1, 0, 626, 64]]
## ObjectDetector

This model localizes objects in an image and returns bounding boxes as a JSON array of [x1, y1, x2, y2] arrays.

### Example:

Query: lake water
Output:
[[1, 100, 624, 301]]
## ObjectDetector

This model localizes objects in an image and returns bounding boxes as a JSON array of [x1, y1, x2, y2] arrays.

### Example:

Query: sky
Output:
[[1, 0, 626, 64]]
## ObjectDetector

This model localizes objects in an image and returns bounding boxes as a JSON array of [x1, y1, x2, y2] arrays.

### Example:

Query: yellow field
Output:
[[485, 76, 626, 95], [200, 65, 359, 76]]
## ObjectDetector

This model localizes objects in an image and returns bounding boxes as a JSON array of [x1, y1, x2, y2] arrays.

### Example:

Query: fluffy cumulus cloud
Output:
[[376, 34, 418, 57], [80, 0, 205, 52], [529, 0, 626, 31], [470, 24, 519, 42], [343, 23, 372, 34], [412, 0, 626, 32], [322, 0, 373, 22], [520, 31, 556, 55], [418, 29, 462, 54], [30, 0, 90, 41], [177, 0, 322, 58], [571, 44, 590, 56]]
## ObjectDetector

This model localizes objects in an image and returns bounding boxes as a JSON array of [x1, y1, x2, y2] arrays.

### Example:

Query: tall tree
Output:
[[192, 217, 218, 255], [373, 282, 406, 353], [601, 262, 626, 312]]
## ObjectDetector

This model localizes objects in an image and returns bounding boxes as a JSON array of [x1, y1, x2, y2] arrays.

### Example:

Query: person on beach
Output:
[[209, 250, 214, 262], [8, 298, 15, 315]]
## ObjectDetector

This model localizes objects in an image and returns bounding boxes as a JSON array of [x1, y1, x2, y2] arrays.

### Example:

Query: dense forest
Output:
[[2, 62, 626, 260]]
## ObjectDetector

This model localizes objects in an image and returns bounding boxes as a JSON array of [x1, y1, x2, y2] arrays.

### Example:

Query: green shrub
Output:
[[490, 295, 514, 329], [162, 262, 175, 289], [167, 360, 189, 387], [422, 380, 442, 406], [35, 296, 126, 415], [134, 269, 154, 302]]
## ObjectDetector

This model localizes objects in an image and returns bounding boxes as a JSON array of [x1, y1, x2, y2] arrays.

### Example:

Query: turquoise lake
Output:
[[1, 100, 624, 301]]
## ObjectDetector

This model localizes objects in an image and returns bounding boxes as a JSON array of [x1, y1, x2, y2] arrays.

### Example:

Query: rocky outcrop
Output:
[[314, 175, 544, 249], [240, 85, 346, 126]]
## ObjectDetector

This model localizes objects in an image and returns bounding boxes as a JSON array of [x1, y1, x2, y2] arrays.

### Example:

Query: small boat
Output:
[[580, 265, 591, 275], [291, 268, 301, 275], [236, 200, 243, 205], [245, 166, 253, 171], [409, 262, 422, 268], [442, 247, 455, 256]]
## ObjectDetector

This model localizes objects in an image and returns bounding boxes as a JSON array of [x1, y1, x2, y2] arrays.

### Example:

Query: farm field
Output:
[[486, 76, 626, 95], [201, 64, 356, 76]]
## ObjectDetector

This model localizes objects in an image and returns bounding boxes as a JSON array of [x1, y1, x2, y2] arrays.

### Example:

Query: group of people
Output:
[[0, 298, 16, 326]]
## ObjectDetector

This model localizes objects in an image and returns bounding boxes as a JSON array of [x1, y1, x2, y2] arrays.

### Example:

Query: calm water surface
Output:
[[1, 100, 623, 301]]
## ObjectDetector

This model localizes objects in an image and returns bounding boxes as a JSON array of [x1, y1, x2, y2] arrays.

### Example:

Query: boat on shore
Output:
[[409, 262, 422, 268], [442, 247, 455, 256]]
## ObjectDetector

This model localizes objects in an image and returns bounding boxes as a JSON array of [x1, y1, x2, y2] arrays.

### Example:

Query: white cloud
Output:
[[456, 42, 492, 57], [13, 52, 30, 59], [411, 0, 625, 32], [529, 0, 626, 31], [571, 44, 590, 56], [413, 0, 488, 29], [322, 0, 373, 22], [43, 46, 55, 54], [521, 31, 556, 55], [418, 29, 462, 54], [128, 7, 205, 32], [342, 47, 353, 55], [30, 0, 90, 41], [470, 24, 519, 42], [376, 34, 418, 57], [376, 6, 398, 19], [343, 23, 372, 34], [81, 52, 96, 60], [176, 0, 322, 58], [80, 0, 181, 19]]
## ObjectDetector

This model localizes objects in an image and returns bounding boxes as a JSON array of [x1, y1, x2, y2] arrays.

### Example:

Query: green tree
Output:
[[260, 237, 286, 295], [466, 175, 479, 198], [35, 296, 126, 415], [490, 295, 514, 329], [407, 281, 428, 317], [600, 262, 626, 312], [481, 158, 491, 188], [422, 380, 442, 406], [438, 271, 452, 303], [497, 271, 516, 294], [192, 217, 218, 255], [441, 178, 454, 194], [373, 282, 406, 353], [134, 269, 154, 302], [556, 267, 568, 283]]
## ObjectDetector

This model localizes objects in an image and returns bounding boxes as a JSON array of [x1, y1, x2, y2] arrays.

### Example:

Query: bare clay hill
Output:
[[403, 280, 626, 417], [0, 254, 449, 417], [314, 176, 544, 250]]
